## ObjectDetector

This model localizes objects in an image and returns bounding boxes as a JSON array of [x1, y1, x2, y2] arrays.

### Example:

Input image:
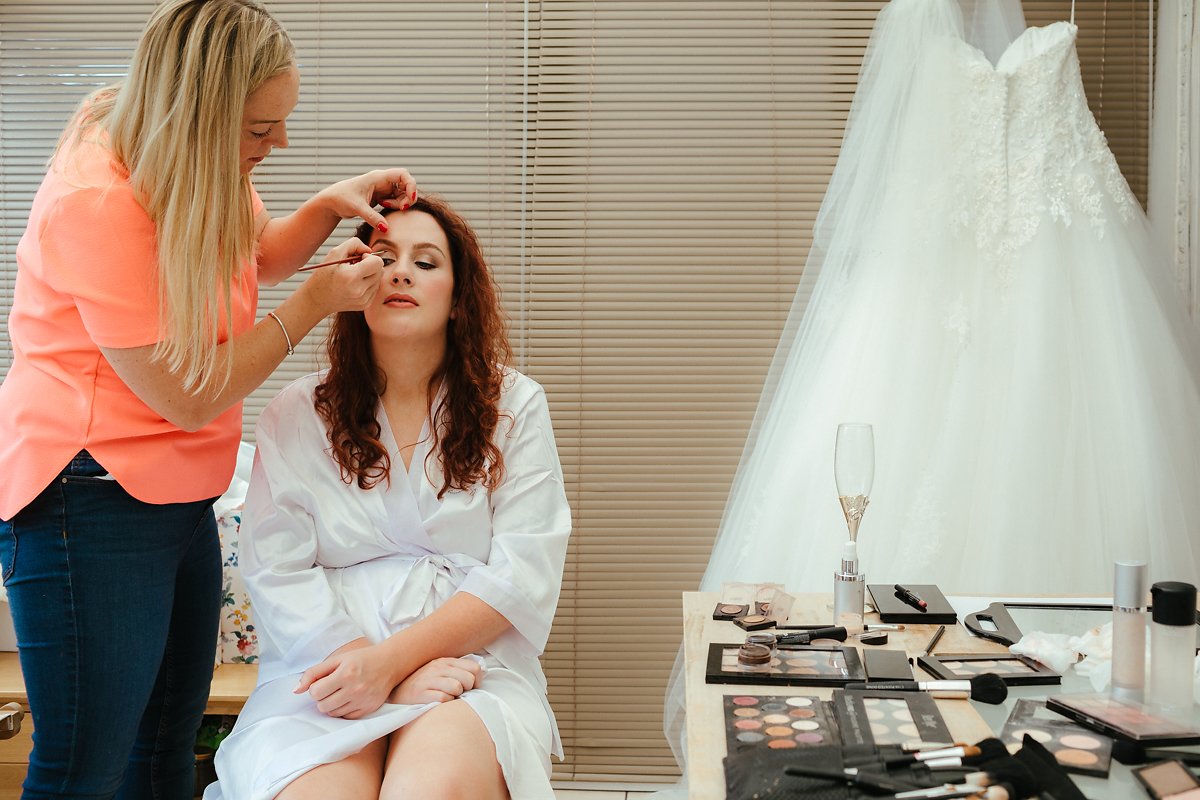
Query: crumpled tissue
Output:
[[1013, 623, 1200, 703]]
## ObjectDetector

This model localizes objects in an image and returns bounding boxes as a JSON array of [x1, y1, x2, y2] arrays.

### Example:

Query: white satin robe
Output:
[[205, 370, 571, 800]]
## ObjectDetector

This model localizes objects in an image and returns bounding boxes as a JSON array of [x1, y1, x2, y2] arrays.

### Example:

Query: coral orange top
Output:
[[0, 138, 263, 519]]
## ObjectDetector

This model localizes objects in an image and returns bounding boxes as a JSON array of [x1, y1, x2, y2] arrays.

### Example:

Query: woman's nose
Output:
[[389, 262, 414, 285]]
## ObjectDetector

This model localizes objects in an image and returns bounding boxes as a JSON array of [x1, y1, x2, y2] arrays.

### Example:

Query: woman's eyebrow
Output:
[[412, 242, 447, 257]]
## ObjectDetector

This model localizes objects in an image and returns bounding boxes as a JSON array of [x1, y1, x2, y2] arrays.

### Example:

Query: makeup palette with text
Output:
[[831, 688, 953, 749]]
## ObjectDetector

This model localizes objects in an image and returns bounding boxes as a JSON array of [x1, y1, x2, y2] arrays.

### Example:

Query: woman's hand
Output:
[[315, 168, 418, 232], [298, 237, 384, 317], [387, 657, 484, 706], [294, 638, 398, 719]]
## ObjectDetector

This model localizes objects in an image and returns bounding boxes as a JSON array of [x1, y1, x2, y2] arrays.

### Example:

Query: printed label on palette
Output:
[[830, 689, 953, 749], [723, 694, 839, 753], [1001, 699, 1112, 777]]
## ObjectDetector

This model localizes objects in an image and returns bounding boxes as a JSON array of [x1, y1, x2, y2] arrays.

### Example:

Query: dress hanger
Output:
[[1070, 0, 1076, 25]]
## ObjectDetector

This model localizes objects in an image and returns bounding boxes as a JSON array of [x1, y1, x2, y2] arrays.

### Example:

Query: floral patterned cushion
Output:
[[216, 504, 258, 664]]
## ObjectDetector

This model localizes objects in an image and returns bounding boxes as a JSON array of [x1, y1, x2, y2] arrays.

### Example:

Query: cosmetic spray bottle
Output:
[[1111, 561, 1147, 702], [833, 540, 865, 629], [1147, 581, 1198, 712]]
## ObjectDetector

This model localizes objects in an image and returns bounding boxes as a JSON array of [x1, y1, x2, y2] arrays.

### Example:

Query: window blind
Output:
[[0, 0, 1154, 783]]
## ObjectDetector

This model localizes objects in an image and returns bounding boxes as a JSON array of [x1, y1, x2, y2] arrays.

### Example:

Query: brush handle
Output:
[[296, 250, 388, 272], [775, 626, 848, 645], [846, 680, 971, 699]]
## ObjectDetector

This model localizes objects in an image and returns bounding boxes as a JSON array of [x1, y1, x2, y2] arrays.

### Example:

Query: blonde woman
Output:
[[0, 2, 416, 798]]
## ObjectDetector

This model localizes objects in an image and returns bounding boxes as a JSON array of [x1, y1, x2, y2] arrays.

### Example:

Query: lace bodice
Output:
[[939, 14, 1138, 272]]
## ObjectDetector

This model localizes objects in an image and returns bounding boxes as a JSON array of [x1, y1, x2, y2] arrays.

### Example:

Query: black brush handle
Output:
[[776, 625, 848, 645]]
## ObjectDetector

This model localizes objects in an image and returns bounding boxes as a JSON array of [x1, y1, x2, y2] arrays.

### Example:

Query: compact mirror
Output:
[[965, 601, 1200, 646]]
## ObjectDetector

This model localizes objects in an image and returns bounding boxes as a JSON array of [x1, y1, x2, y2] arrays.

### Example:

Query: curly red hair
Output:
[[313, 193, 512, 498]]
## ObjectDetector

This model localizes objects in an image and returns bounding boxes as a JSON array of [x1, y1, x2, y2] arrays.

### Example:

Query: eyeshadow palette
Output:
[[706, 643, 867, 687], [831, 689, 953, 748], [1046, 693, 1200, 745], [722, 694, 840, 752], [916, 652, 1061, 686], [1000, 699, 1112, 777]]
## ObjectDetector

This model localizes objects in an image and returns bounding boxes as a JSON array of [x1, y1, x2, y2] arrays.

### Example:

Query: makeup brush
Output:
[[846, 742, 969, 768], [894, 782, 1016, 799], [296, 250, 388, 273], [846, 673, 1008, 705], [1111, 739, 1200, 767], [782, 764, 918, 793], [962, 757, 1041, 798], [879, 744, 981, 769], [775, 625, 849, 645]]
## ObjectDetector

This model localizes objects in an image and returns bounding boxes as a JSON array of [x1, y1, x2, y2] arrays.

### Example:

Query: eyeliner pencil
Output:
[[297, 250, 387, 272], [924, 625, 947, 656]]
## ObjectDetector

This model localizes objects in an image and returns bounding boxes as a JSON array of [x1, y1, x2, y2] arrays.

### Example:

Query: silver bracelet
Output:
[[267, 311, 294, 356]]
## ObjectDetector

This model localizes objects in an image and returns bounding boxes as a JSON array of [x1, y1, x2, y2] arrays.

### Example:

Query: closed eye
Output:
[[250, 128, 271, 139], [416, 261, 437, 270], [380, 257, 397, 267]]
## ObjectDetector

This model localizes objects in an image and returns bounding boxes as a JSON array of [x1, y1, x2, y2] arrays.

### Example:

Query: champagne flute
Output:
[[834, 423, 874, 543], [833, 423, 874, 625]]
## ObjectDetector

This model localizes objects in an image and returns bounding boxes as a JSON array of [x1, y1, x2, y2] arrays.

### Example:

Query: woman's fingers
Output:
[[442, 665, 478, 693]]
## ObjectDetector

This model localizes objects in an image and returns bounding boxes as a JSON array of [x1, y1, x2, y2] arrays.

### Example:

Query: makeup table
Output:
[[680, 590, 1197, 799]]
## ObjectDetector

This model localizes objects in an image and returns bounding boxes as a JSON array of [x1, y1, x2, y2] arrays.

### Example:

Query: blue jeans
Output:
[[0, 451, 221, 800]]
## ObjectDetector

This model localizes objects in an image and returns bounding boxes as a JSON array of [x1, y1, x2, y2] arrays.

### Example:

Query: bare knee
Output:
[[380, 701, 508, 800], [381, 767, 492, 800], [275, 736, 386, 800]]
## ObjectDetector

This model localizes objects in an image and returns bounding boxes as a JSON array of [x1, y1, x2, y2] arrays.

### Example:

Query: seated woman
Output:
[[206, 194, 571, 800]]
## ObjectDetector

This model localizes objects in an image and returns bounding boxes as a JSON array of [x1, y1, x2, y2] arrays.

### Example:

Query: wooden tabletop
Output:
[[0, 652, 257, 715]]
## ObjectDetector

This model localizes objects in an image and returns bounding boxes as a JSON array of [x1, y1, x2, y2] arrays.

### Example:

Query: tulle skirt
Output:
[[704, 190, 1200, 596]]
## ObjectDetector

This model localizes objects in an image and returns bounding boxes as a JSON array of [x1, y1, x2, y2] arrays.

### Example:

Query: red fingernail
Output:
[[401, 203, 409, 211], [377, 222, 388, 233]]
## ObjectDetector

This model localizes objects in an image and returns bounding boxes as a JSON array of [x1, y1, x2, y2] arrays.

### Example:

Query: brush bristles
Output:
[[968, 673, 1008, 704]]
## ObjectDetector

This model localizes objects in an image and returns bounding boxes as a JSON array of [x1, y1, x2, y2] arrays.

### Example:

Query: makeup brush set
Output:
[[724, 729, 1092, 800]]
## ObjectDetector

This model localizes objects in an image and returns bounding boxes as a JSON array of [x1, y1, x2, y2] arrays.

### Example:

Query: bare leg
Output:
[[274, 736, 387, 800], [379, 700, 509, 800]]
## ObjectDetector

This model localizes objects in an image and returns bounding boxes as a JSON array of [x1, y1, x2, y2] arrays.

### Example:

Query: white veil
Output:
[[656, 0, 1029, 792]]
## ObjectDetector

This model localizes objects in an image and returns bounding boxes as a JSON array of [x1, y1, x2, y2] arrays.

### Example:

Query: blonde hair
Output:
[[57, 0, 294, 394]]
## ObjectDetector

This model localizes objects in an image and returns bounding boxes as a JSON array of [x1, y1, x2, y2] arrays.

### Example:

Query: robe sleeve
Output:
[[457, 381, 571, 657], [239, 384, 369, 680]]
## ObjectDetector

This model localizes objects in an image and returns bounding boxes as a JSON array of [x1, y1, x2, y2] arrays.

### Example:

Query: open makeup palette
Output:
[[706, 643, 866, 687], [1001, 699, 1113, 777], [916, 651, 1061, 686], [722, 689, 954, 755]]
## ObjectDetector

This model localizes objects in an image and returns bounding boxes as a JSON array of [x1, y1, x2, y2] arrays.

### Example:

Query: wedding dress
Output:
[[702, 0, 1200, 600]]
